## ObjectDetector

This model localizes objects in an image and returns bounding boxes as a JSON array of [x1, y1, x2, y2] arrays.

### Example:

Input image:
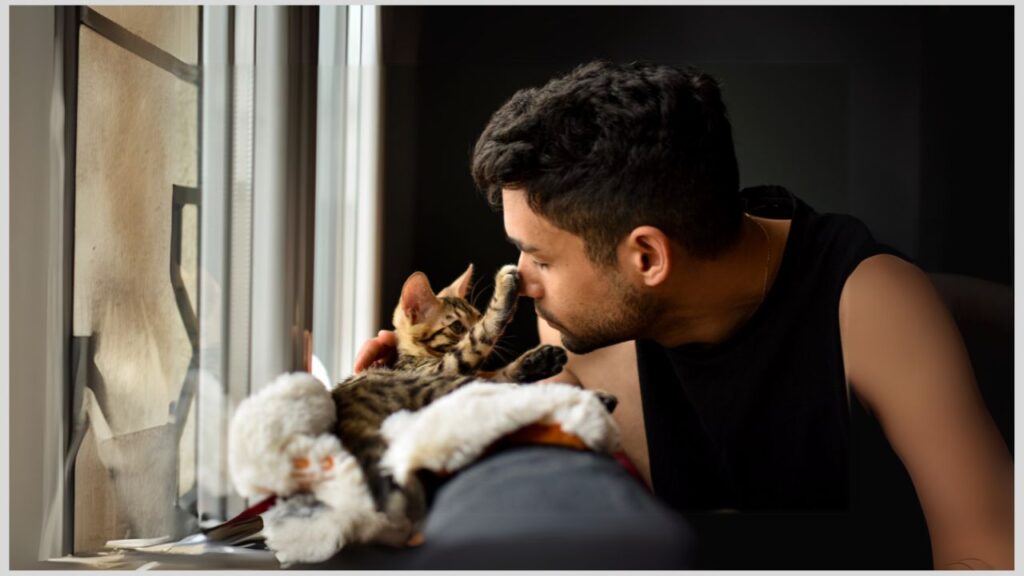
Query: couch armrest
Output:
[[302, 445, 693, 569]]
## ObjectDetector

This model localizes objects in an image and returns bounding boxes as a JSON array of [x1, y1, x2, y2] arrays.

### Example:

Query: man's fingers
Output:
[[354, 331, 398, 373], [354, 340, 382, 373]]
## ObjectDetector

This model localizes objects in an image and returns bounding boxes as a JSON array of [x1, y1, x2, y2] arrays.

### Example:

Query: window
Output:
[[31, 5, 382, 559], [68, 6, 200, 552], [312, 5, 381, 386]]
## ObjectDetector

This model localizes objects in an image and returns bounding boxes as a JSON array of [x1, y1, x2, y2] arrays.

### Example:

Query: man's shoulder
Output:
[[840, 253, 928, 309], [838, 253, 934, 387]]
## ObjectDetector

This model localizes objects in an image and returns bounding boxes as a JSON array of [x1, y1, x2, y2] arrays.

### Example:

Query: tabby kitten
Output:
[[331, 264, 568, 525]]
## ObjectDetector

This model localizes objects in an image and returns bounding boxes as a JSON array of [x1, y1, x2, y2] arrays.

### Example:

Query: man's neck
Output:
[[649, 215, 777, 348]]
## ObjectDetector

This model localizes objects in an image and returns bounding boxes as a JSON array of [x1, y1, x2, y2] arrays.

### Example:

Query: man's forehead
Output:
[[500, 186, 530, 210], [501, 189, 550, 250]]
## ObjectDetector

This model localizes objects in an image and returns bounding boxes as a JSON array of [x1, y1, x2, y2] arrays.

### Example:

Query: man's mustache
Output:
[[534, 303, 562, 331]]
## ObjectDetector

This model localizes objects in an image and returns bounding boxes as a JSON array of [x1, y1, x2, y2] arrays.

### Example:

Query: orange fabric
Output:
[[499, 423, 589, 450], [430, 423, 591, 477]]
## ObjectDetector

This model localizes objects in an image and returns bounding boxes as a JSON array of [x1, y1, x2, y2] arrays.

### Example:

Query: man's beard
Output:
[[536, 278, 659, 355]]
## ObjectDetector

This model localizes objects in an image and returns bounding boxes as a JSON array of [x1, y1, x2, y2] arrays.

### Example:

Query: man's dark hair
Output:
[[471, 60, 742, 265]]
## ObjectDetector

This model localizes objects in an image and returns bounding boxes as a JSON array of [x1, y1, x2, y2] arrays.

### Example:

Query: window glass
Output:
[[71, 13, 199, 551], [89, 5, 199, 65]]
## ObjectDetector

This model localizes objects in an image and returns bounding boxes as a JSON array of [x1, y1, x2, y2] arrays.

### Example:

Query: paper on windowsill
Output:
[[47, 530, 279, 569]]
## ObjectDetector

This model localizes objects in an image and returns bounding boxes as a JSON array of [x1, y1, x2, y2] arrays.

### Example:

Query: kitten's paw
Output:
[[370, 473, 426, 526], [593, 390, 619, 414], [495, 265, 520, 299], [369, 474, 401, 513], [514, 344, 568, 382]]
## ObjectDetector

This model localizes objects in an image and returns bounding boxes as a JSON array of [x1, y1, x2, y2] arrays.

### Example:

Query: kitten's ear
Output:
[[400, 272, 438, 325], [438, 263, 474, 299]]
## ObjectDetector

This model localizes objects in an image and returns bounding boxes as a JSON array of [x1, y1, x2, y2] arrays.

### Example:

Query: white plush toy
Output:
[[228, 372, 621, 565], [228, 372, 341, 498], [228, 372, 402, 565]]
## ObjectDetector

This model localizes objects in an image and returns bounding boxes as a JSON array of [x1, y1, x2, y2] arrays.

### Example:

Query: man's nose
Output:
[[516, 254, 544, 299]]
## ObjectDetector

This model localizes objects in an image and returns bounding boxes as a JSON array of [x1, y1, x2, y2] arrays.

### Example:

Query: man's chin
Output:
[[543, 314, 624, 354], [558, 332, 609, 355], [549, 326, 586, 354]]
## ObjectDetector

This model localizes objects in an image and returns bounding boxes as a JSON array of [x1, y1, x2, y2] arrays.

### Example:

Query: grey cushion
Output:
[[303, 445, 694, 569]]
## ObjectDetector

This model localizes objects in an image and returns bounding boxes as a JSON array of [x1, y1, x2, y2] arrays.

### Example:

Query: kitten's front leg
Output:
[[491, 344, 568, 383], [354, 435, 427, 528], [441, 265, 520, 374]]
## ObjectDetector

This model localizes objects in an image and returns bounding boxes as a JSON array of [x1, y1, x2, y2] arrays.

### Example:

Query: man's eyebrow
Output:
[[506, 236, 540, 254]]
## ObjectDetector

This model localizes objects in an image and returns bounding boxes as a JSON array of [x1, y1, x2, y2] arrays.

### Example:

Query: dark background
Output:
[[375, 6, 1012, 569]]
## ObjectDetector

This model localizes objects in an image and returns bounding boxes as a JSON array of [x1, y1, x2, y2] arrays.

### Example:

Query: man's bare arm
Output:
[[841, 254, 1013, 569], [537, 317, 651, 486]]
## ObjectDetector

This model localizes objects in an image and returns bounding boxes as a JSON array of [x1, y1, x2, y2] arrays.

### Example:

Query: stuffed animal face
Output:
[[284, 434, 345, 493], [228, 372, 340, 498]]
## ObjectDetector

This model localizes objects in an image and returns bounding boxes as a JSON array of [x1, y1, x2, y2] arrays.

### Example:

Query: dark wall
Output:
[[376, 8, 1012, 567], [380, 5, 1012, 340]]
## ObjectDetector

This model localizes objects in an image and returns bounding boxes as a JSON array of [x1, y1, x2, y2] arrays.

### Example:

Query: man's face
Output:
[[501, 188, 658, 354]]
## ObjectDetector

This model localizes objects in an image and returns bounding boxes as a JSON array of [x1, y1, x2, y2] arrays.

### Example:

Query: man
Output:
[[357, 61, 1011, 568]]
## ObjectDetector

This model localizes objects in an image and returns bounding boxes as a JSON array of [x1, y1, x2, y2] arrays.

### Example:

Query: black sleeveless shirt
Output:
[[637, 185, 902, 512]]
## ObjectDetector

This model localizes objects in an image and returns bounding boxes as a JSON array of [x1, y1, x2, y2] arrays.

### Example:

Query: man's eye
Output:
[[449, 322, 466, 334], [533, 260, 549, 270]]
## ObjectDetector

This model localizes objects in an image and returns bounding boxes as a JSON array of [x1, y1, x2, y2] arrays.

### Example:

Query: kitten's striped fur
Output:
[[332, 264, 568, 525]]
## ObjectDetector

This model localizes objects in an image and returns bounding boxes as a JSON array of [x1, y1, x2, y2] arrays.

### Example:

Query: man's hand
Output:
[[354, 330, 398, 373]]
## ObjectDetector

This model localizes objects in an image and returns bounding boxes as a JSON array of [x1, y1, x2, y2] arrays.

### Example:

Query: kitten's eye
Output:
[[292, 457, 310, 470], [321, 456, 334, 471], [449, 322, 466, 335]]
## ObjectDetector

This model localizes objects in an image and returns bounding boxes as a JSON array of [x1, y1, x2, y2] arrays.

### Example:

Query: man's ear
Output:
[[438, 263, 474, 299], [622, 226, 672, 287], [400, 272, 439, 324]]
